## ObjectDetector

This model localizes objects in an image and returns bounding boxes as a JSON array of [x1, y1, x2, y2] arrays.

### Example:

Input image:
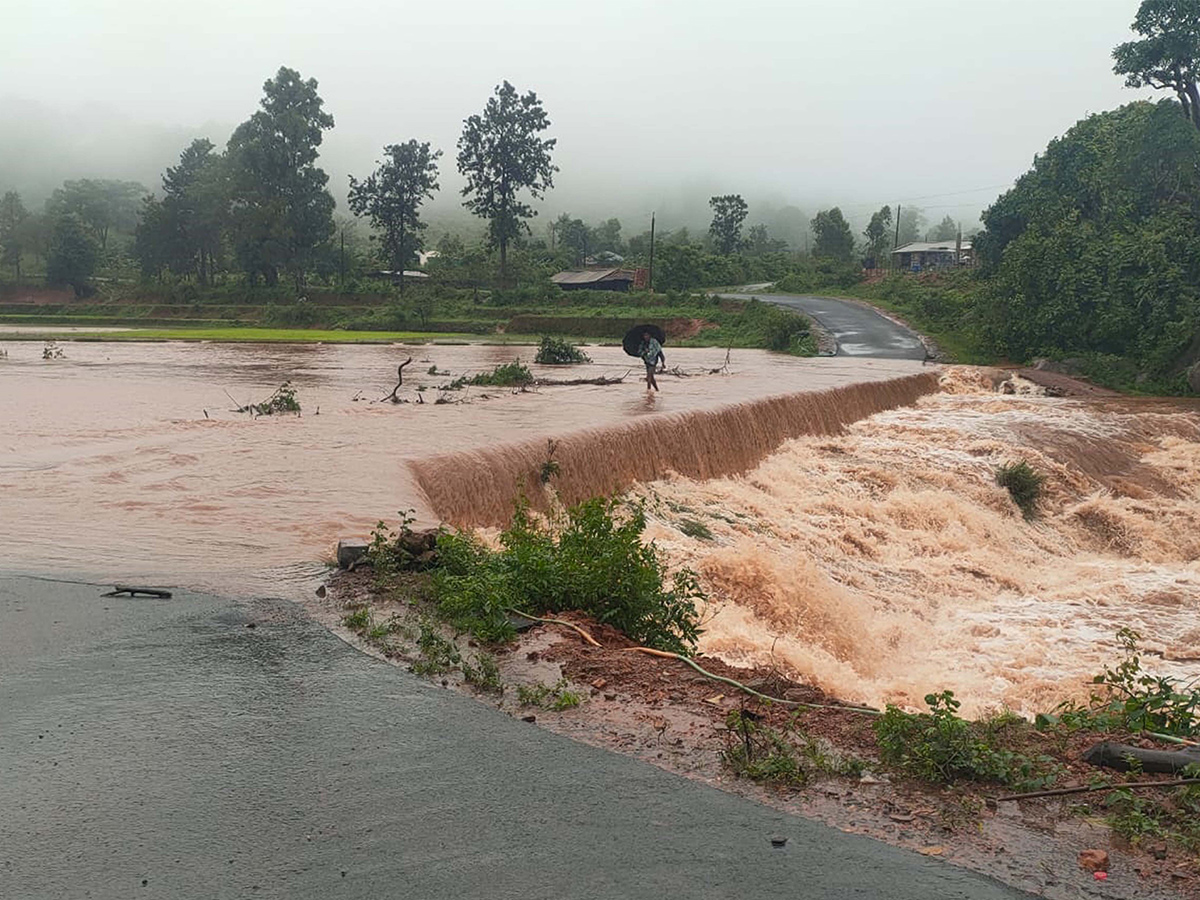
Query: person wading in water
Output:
[[639, 333, 663, 391]]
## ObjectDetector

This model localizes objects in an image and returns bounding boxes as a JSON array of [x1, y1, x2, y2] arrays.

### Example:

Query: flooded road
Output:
[[0, 339, 922, 596]]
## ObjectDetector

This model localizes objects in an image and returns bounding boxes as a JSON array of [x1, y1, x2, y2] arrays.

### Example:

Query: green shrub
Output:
[[876, 691, 1057, 788], [434, 497, 704, 653], [995, 460, 1045, 519], [534, 335, 591, 364], [1039, 628, 1200, 737], [443, 360, 534, 390]]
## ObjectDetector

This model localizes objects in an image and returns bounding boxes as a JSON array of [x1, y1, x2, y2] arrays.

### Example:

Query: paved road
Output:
[[726, 290, 928, 359], [0, 575, 1030, 900]]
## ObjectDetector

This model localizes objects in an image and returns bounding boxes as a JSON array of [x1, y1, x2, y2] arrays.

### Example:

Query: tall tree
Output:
[[927, 215, 958, 241], [1114, 0, 1200, 131], [348, 140, 441, 287], [810, 207, 855, 261], [863, 205, 893, 262], [226, 66, 336, 286], [46, 213, 98, 296], [162, 138, 226, 284], [456, 81, 557, 283], [45, 179, 146, 250], [0, 191, 29, 280], [708, 194, 748, 254]]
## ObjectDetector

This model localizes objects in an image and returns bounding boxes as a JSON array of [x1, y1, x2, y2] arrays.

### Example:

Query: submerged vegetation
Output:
[[533, 335, 590, 364], [994, 460, 1046, 520]]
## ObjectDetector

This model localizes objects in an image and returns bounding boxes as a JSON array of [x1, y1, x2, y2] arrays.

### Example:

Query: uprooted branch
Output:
[[382, 357, 414, 403]]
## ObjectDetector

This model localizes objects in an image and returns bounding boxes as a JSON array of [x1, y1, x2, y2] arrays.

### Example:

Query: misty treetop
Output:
[[1113, 0, 1200, 131], [708, 194, 748, 255], [810, 207, 854, 262], [46, 178, 147, 251], [348, 140, 442, 277], [456, 81, 557, 282]]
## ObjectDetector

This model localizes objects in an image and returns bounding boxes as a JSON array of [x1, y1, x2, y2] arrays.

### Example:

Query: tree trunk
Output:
[[1186, 80, 1200, 131], [1083, 741, 1200, 774]]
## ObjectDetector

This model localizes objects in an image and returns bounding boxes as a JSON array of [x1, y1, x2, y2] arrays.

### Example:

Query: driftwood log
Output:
[[1082, 740, 1200, 774], [382, 358, 414, 403]]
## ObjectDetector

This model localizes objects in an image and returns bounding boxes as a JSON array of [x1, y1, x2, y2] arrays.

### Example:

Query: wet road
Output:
[[0, 575, 1031, 900], [727, 290, 928, 359]]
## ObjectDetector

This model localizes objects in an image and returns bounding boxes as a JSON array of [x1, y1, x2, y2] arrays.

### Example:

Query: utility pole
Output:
[[339, 228, 345, 287], [892, 204, 902, 270], [648, 212, 655, 293]]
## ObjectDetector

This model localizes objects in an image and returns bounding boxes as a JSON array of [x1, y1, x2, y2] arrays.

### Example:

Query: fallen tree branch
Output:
[[382, 357, 414, 403], [506, 609, 601, 647], [624, 647, 882, 715], [535, 369, 631, 386], [995, 778, 1200, 803]]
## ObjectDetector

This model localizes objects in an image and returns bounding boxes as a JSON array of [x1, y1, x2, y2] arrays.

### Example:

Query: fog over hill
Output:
[[2, 0, 1155, 238]]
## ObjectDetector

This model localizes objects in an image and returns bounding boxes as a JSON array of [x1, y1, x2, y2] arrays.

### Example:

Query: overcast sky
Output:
[[2, 0, 1155, 231]]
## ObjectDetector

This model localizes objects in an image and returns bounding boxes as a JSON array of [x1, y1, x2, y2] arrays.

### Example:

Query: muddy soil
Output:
[[321, 570, 1198, 900]]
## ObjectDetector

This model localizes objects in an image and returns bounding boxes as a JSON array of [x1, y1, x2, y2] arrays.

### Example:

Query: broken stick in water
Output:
[[382, 357, 414, 403]]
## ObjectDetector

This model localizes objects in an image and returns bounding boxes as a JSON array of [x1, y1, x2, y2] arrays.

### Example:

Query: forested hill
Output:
[[974, 100, 1200, 389]]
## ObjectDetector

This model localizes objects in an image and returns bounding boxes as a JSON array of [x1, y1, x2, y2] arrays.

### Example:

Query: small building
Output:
[[892, 240, 973, 272], [550, 267, 636, 292]]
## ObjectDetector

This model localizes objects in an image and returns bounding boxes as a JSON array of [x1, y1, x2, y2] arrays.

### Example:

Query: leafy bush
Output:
[[534, 335, 591, 364], [995, 460, 1045, 519], [443, 360, 534, 390], [876, 691, 1058, 788], [1040, 628, 1200, 737], [434, 497, 705, 653]]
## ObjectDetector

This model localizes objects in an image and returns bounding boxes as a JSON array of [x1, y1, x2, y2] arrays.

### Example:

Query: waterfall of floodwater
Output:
[[628, 367, 1200, 716], [411, 372, 940, 526]]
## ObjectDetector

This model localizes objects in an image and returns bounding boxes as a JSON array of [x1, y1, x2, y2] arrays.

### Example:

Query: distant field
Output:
[[0, 326, 515, 344]]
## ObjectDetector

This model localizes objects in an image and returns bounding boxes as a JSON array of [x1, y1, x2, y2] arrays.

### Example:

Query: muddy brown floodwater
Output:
[[0, 339, 922, 597]]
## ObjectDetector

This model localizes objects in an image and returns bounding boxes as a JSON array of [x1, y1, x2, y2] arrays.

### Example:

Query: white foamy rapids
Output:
[[634, 368, 1200, 716]]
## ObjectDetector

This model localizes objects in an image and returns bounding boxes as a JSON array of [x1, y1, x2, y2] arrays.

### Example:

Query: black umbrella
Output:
[[622, 324, 667, 358]]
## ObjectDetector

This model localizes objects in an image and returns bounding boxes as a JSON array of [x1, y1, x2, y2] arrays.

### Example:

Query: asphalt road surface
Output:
[[727, 290, 929, 359], [1, 575, 1031, 899]]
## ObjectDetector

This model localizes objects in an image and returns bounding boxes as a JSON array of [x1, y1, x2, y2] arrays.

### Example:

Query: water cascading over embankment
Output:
[[410, 371, 940, 526]]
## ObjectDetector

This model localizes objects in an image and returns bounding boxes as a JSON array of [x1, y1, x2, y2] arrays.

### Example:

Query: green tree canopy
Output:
[[456, 81, 557, 283], [47, 213, 99, 295], [1113, 0, 1200, 130], [348, 140, 442, 278], [708, 194, 748, 254], [45, 179, 146, 250], [810, 207, 855, 261], [863, 205, 893, 261], [227, 66, 336, 286]]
